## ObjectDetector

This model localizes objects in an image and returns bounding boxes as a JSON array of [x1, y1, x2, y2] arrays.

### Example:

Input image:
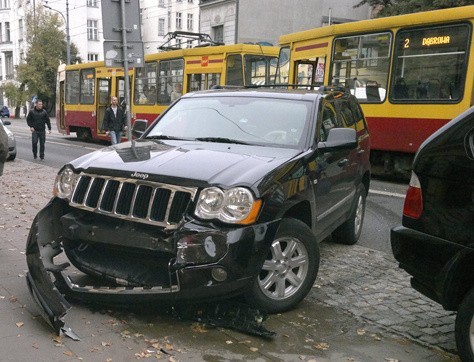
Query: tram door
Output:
[[58, 81, 66, 130], [97, 78, 111, 134]]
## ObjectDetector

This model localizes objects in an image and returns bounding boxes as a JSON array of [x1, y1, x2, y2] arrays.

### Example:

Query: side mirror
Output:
[[318, 128, 357, 151], [132, 119, 148, 139]]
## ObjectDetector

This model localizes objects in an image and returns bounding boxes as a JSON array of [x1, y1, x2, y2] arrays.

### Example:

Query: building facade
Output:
[[199, 0, 371, 45], [140, 0, 200, 54]]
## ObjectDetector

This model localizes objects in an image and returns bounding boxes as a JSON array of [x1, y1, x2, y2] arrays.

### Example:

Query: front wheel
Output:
[[244, 218, 319, 313], [455, 288, 474, 361]]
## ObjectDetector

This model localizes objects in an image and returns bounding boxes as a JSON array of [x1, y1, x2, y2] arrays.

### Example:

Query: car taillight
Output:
[[403, 172, 423, 219]]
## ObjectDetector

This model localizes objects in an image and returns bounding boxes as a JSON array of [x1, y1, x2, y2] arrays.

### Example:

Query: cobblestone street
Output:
[[314, 243, 457, 353]]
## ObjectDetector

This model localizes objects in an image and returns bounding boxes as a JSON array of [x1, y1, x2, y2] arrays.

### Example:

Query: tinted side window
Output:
[[338, 101, 356, 127], [318, 102, 337, 142]]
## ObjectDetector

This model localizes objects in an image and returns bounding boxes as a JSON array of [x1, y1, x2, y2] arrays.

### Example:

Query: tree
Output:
[[15, 7, 81, 116], [355, 0, 474, 16], [3, 81, 29, 118]]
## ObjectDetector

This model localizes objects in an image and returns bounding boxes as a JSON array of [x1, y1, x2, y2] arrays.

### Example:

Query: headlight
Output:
[[195, 186, 262, 224], [53, 166, 79, 199]]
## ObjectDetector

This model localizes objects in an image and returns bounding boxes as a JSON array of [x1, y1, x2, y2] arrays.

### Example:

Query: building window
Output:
[[87, 0, 98, 7], [5, 52, 13, 80], [176, 13, 182, 30], [168, 11, 171, 31], [0, 24, 3, 43], [159, 0, 165, 7], [5, 22, 10, 42], [188, 0, 193, 3], [0, 0, 10, 9], [87, 20, 98, 40], [213, 25, 223, 44], [186, 40, 193, 48], [187, 14, 193, 31], [158, 18, 165, 36], [18, 19, 23, 41], [88, 53, 99, 62]]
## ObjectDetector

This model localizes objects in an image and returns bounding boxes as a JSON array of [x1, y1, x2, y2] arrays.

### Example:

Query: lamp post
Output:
[[44, 0, 70, 65]]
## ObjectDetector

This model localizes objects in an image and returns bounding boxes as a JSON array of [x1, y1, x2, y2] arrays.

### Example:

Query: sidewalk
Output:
[[0, 159, 460, 361]]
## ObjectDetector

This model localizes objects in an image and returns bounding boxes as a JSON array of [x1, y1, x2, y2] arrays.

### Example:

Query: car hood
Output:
[[69, 139, 303, 188]]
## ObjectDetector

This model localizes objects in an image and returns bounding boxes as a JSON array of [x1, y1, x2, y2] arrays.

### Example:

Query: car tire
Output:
[[455, 287, 474, 362], [7, 151, 16, 161], [244, 218, 320, 313], [332, 184, 367, 245]]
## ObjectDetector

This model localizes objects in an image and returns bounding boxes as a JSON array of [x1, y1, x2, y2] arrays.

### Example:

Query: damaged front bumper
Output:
[[25, 198, 279, 338]]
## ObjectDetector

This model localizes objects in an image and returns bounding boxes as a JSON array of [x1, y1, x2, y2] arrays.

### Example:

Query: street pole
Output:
[[66, 0, 70, 65], [120, 0, 132, 141], [44, 3, 70, 65]]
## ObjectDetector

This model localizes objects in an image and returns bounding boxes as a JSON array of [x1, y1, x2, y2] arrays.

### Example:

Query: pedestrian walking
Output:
[[103, 96, 127, 145], [26, 99, 51, 160], [0, 120, 8, 175]]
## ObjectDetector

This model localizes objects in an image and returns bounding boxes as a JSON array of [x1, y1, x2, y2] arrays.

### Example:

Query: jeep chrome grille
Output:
[[70, 174, 197, 229]]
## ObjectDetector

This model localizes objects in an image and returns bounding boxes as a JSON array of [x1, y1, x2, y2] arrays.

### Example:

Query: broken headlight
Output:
[[195, 187, 261, 225], [53, 165, 79, 199]]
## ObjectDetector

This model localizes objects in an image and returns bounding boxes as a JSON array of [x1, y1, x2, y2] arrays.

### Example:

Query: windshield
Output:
[[146, 96, 311, 148]]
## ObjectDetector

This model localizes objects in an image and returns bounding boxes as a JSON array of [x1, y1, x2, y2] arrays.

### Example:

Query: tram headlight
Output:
[[53, 166, 79, 199], [195, 186, 262, 225]]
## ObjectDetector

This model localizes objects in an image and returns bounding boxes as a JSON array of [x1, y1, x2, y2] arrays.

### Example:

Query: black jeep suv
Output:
[[26, 88, 370, 337], [391, 106, 474, 361]]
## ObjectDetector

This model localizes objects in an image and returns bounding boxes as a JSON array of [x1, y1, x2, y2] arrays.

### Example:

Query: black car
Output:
[[0, 105, 10, 118], [391, 106, 474, 361], [26, 88, 371, 337]]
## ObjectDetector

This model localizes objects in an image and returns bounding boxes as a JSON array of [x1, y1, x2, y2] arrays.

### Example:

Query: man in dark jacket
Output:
[[0, 120, 8, 176], [26, 99, 51, 160], [103, 96, 127, 145]]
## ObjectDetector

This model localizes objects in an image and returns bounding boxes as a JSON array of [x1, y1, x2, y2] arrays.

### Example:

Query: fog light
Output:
[[211, 267, 228, 282]]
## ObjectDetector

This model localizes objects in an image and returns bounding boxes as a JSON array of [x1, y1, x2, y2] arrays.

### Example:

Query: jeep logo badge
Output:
[[131, 171, 149, 180]]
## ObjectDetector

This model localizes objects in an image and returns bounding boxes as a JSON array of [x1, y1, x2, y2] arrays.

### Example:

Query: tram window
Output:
[[65, 70, 80, 104], [80, 69, 95, 104], [276, 46, 290, 84], [226, 54, 244, 86], [188, 73, 220, 91], [390, 23, 470, 103], [295, 58, 325, 88], [331, 32, 391, 103], [134, 62, 157, 105], [98, 79, 109, 105], [158, 59, 184, 105], [244, 55, 278, 85]]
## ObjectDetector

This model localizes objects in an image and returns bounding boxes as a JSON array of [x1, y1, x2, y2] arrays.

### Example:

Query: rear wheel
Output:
[[244, 218, 319, 313], [332, 184, 367, 245], [455, 287, 474, 362]]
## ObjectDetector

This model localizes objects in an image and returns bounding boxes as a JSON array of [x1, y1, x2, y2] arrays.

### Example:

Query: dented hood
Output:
[[69, 139, 302, 186]]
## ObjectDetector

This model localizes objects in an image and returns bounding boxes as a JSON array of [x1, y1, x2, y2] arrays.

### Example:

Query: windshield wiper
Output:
[[145, 135, 191, 141], [195, 137, 250, 145]]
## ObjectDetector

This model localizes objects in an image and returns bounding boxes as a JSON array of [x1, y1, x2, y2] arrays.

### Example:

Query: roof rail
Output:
[[159, 31, 225, 51]]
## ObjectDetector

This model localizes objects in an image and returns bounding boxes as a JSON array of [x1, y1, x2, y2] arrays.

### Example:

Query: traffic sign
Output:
[[104, 40, 144, 67], [101, 0, 142, 42]]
